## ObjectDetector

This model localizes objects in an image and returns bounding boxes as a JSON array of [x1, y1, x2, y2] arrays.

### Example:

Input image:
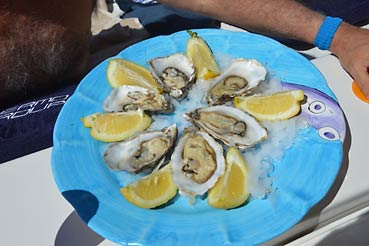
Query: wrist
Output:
[[330, 22, 356, 56], [313, 16, 343, 50]]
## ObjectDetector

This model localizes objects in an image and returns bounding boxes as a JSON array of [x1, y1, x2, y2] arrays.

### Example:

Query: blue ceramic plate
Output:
[[52, 29, 345, 245]]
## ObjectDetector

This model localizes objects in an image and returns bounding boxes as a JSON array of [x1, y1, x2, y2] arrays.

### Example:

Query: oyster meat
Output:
[[103, 85, 173, 113], [171, 127, 225, 196], [149, 53, 196, 100], [206, 59, 267, 105], [104, 125, 178, 173], [185, 105, 267, 148]]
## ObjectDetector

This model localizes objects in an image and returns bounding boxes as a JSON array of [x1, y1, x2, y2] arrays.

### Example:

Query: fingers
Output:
[[354, 68, 369, 99], [339, 49, 369, 100], [330, 24, 369, 100], [356, 76, 369, 99]]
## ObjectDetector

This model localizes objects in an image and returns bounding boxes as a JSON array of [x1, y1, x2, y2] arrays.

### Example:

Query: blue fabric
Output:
[[304, 0, 369, 24], [0, 85, 77, 164], [116, 1, 221, 36], [314, 16, 343, 50], [131, 0, 157, 4]]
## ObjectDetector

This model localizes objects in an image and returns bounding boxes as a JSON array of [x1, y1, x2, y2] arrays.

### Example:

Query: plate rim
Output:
[[51, 28, 344, 245]]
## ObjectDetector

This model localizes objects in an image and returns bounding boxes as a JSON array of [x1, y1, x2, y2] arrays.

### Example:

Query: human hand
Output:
[[331, 23, 369, 99]]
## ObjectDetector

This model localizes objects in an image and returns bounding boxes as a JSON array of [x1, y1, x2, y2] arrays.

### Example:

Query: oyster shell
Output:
[[103, 125, 178, 173], [149, 53, 196, 100], [206, 59, 267, 105], [103, 85, 173, 113], [185, 105, 267, 148], [171, 127, 225, 196]]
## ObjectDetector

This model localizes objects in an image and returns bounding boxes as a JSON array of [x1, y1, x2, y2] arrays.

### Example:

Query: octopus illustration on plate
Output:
[[282, 82, 345, 142]]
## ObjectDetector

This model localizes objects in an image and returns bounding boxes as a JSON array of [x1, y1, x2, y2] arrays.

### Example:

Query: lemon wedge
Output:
[[81, 113, 96, 128], [208, 147, 249, 209], [107, 58, 160, 90], [234, 90, 305, 121], [81, 110, 151, 142], [186, 30, 220, 80], [121, 164, 178, 208]]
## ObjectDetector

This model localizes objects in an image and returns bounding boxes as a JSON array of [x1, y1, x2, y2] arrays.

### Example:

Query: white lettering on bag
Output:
[[0, 95, 69, 121]]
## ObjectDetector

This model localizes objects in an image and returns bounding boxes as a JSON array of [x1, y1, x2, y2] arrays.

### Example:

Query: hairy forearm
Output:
[[159, 0, 369, 98], [158, 0, 324, 44]]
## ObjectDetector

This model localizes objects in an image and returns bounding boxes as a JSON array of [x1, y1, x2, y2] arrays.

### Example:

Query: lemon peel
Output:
[[234, 90, 305, 121], [186, 30, 220, 80], [107, 58, 161, 91], [81, 110, 151, 142], [208, 147, 249, 209], [120, 164, 178, 208]]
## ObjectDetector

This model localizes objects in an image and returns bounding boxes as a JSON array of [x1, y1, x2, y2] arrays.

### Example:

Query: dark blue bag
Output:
[[115, 0, 221, 36], [0, 85, 76, 164]]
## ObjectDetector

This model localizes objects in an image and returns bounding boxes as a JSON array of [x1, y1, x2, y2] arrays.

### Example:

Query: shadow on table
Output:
[[55, 211, 104, 246], [266, 114, 352, 245], [316, 211, 369, 245]]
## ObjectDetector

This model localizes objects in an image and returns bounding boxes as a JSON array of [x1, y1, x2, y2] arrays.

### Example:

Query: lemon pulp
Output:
[[186, 31, 220, 80], [208, 147, 249, 209], [107, 58, 160, 90], [121, 164, 178, 208], [234, 89, 304, 121], [81, 110, 151, 142]]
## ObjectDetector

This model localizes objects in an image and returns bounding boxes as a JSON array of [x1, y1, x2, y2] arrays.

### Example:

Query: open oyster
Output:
[[206, 59, 267, 105], [103, 125, 178, 173], [185, 105, 267, 148], [171, 127, 225, 196], [103, 85, 173, 113], [149, 53, 196, 100]]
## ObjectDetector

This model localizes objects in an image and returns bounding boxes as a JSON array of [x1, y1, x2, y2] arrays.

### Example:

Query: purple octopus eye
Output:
[[324, 132, 335, 139], [309, 101, 326, 114], [318, 127, 340, 141]]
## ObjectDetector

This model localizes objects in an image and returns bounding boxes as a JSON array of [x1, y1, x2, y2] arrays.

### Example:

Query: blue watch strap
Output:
[[314, 16, 343, 50]]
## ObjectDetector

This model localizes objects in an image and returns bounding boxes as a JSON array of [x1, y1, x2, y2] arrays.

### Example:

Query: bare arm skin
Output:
[[159, 0, 324, 43], [159, 0, 369, 99], [330, 23, 369, 98]]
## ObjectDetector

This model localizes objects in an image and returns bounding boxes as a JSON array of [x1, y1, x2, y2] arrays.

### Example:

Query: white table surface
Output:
[[1, 42, 369, 246]]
